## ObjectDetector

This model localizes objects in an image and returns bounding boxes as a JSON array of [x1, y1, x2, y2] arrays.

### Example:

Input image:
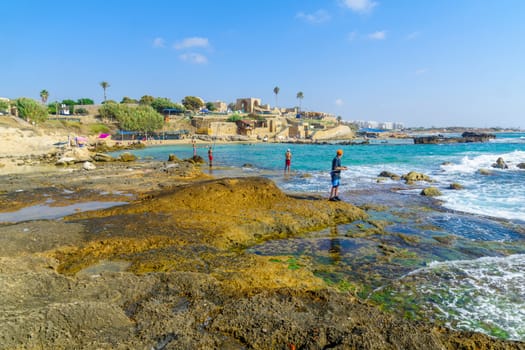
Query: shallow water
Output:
[[0, 201, 128, 223], [248, 188, 525, 340], [114, 133, 525, 340]]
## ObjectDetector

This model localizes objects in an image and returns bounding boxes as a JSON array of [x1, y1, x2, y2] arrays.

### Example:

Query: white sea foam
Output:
[[410, 255, 525, 340], [441, 150, 525, 174], [436, 151, 525, 221]]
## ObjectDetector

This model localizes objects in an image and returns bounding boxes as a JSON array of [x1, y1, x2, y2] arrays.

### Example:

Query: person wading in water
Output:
[[284, 148, 292, 174]]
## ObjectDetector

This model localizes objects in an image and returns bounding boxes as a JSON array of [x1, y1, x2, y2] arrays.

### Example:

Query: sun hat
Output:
[[337, 149, 343, 155]]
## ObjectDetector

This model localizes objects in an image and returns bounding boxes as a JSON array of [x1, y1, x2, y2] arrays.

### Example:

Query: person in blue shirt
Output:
[[329, 149, 347, 201]]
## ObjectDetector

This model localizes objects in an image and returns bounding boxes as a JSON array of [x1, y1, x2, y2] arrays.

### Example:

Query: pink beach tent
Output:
[[98, 133, 110, 139]]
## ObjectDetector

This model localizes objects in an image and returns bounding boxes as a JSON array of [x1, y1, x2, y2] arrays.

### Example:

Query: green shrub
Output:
[[89, 123, 111, 134], [75, 107, 89, 115], [16, 98, 48, 124]]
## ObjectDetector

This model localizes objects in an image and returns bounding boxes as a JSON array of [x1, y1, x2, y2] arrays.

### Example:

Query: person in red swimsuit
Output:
[[208, 146, 213, 167], [284, 148, 292, 174]]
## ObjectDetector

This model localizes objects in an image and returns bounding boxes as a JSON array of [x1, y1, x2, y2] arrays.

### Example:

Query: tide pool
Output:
[[117, 132, 525, 340]]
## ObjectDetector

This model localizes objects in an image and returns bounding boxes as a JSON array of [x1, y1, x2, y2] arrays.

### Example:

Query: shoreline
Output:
[[1, 143, 524, 347]]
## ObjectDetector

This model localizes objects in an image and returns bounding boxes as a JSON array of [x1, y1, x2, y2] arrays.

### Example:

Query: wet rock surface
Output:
[[0, 160, 523, 349]]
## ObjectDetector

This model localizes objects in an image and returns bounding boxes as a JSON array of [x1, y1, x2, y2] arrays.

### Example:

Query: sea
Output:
[[120, 132, 525, 341]]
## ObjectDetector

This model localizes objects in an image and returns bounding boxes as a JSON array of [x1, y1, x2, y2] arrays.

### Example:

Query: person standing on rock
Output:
[[284, 148, 292, 174], [329, 149, 347, 201]]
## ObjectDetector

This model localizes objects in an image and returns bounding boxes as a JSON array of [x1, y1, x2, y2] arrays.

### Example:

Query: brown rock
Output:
[[402, 171, 432, 184], [421, 187, 442, 196], [119, 152, 137, 162]]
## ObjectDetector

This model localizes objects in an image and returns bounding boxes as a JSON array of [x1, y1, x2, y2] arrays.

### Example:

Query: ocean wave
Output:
[[440, 150, 525, 174], [407, 254, 525, 340]]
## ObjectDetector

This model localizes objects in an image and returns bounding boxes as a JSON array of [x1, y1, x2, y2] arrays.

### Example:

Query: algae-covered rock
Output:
[[93, 153, 115, 162], [66, 177, 367, 249], [518, 163, 525, 169], [420, 187, 442, 196], [492, 157, 508, 169], [168, 153, 179, 162], [189, 155, 205, 164], [378, 171, 401, 180], [402, 171, 432, 184], [449, 183, 463, 190], [119, 152, 137, 162]]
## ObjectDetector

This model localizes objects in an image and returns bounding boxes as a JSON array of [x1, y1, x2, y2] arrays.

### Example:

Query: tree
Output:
[[0, 100, 9, 114], [296, 91, 304, 112], [227, 114, 243, 122], [273, 86, 280, 108], [337, 116, 342, 125], [150, 97, 184, 113], [121, 96, 138, 104], [139, 95, 155, 105], [182, 96, 204, 111], [77, 98, 94, 105], [98, 102, 120, 121], [16, 98, 48, 124], [205, 102, 216, 111], [100, 104, 163, 133], [100, 81, 110, 102], [40, 90, 49, 104], [117, 105, 163, 133]]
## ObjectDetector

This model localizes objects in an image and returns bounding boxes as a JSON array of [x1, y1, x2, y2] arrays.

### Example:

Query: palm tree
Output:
[[296, 91, 304, 112], [273, 86, 280, 109], [40, 90, 49, 104], [100, 81, 110, 102]]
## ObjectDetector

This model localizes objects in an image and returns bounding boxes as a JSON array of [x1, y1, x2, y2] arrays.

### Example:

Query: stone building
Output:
[[210, 101, 227, 113], [235, 98, 261, 113]]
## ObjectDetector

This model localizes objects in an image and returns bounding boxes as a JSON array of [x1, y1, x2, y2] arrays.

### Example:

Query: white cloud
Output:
[[368, 31, 386, 40], [335, 98, 344, 106], [340, 0, 378, 13], [174, 37, 210, 50], [296, 10, 331, 24], [152, 37, 165, 48], [179, 53, 208, 64], [415, 68, 428, 75]]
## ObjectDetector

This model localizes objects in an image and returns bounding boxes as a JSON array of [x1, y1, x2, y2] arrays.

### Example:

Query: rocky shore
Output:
[[1, 154, 524, 349], [1, 119, 524, 349]]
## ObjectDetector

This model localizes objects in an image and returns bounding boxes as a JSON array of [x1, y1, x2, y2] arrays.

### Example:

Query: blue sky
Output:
[[2, 0, 524, 128]]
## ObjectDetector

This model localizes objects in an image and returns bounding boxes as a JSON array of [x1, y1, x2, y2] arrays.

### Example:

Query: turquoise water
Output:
[[119, 132, 525, 340], [129, 132, 525, 222]]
